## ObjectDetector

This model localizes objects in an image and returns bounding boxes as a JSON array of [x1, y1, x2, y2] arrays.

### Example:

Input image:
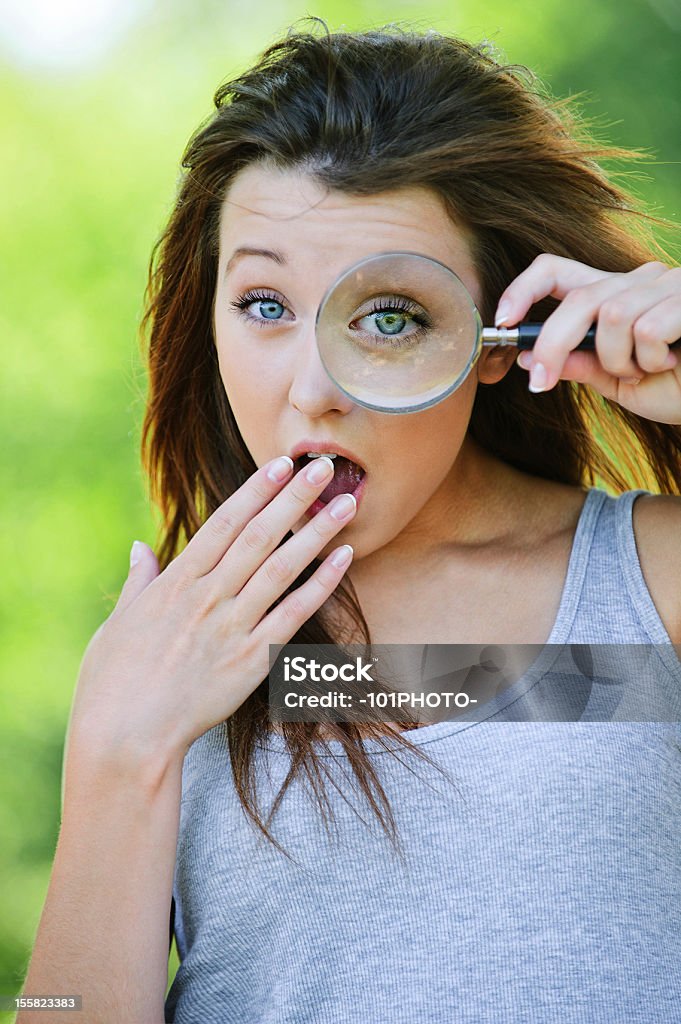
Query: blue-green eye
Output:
[[351, 295, 433, 348], [257, 299, 284, 320], [229, 289, 292, 327], [357, 309, 416, 336]]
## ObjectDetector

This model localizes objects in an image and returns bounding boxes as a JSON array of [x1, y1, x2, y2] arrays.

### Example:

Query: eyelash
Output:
[[229, 289, 289, 328], [228, 290, 433, 342], [368, 296, 431, 325]]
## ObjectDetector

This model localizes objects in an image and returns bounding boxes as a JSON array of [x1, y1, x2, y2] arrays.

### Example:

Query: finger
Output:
[[113, 540, 160, 616], [494, 255, 667, 328], [551, 348, 622, 399], [168, 455, 295, 582], [493, 253, 616, 327], [596, 267, 681, 376], [208, 455, 338, 595], [522, 264, 670, 391], [518, 347, 643, 400], [235, 491, 357, 626], [631, 286, 681, 373], [252, 543, 354, 647]]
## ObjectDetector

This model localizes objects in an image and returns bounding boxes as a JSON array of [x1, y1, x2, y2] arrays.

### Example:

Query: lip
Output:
[[289, 438, 367, 472]]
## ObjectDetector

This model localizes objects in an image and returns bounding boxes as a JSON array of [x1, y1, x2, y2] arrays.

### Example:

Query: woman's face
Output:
[[213, 162, 513, 562]]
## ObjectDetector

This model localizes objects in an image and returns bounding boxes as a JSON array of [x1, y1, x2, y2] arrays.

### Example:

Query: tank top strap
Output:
[[613, 488, 675, 645], [556, 486, 676, 647], [546, 486, 609, 644]]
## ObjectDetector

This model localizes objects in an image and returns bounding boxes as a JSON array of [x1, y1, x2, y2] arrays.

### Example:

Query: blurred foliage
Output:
[[1, 0, 679, 1011]]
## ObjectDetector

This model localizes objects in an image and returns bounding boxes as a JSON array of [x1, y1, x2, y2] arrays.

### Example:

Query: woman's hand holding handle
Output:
[[496, 254, 681, 424]]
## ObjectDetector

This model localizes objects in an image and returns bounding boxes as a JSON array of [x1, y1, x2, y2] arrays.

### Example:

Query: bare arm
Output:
[[17, 454, 355, 1023], [17, 742, 183, 1024]]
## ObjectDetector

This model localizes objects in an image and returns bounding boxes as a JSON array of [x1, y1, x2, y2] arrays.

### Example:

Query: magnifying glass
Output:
[[315, 251, 681, 414]]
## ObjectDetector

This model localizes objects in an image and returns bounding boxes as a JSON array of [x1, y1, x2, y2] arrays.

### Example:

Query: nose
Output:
[[288, 317, 355, 416]]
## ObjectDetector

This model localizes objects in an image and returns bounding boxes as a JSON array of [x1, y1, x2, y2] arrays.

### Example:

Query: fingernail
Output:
[[130, 540, 143, 568], [329, 493, 357, 521], [516, 350, 532, 371], [528, 362, 548, 392], [663, 351, 678, 370], [495, 300, 512, 327], [306, 455, 335, 483], [267, 455, 294, 482], [331, 544, 354, 569]]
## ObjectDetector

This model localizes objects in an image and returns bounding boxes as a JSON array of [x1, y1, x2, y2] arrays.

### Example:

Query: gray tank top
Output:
[[165, 488, 681, 1023]]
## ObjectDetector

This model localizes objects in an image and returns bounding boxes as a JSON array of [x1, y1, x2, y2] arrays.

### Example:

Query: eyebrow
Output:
[[224, 246, 287, 277]]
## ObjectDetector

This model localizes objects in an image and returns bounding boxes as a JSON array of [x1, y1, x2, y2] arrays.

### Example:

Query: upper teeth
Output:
[[306, 452, 337, 458]]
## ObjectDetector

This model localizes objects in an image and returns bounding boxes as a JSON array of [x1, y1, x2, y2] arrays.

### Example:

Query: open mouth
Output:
[[294, 455, 367, 514]]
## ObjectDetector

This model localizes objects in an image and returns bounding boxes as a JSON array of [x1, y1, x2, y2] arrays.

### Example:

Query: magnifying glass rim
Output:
[[315, 249, 484, 413]]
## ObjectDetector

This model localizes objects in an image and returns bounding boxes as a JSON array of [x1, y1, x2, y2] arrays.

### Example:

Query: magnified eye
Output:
[[364, 310, 411, 336], [351, 295, 433, 347]]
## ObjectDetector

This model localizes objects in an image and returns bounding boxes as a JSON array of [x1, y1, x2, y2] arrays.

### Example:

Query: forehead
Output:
[[217, 163, 481, 304]]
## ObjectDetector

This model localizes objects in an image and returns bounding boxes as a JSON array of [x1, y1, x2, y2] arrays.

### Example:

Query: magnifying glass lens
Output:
[[315, 252, 482, 413]]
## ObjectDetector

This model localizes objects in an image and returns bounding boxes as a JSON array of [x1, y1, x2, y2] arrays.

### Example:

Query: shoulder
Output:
[[512, 475, 681, 643], [630, 493, 681, 644]]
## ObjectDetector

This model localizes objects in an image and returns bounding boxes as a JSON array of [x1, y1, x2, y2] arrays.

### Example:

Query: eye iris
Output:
[[375, 311, 406, 335], [259, 300, 283, 320]]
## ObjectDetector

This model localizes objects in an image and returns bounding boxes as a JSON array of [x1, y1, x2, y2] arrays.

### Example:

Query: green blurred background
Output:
[[1, 0, 680, 1010]]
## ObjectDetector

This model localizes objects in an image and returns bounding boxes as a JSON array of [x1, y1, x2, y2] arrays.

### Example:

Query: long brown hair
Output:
[[139, 18, 681, 852]]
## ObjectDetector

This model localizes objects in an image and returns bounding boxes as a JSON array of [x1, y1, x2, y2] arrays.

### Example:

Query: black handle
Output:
[[517, 323, 681, 352]]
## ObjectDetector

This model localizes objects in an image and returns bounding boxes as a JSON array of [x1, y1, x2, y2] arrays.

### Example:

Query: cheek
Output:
[[214, 337, 284, 461], [385, 390, 474, 476], [383, 447, 449, 507], [372, 432, 453, 521], [215, 318, 282, 404], [376, 397, 473, 509]]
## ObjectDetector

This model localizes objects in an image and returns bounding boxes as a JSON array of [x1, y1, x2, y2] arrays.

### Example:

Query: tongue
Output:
[[319, 456, 364, 502]]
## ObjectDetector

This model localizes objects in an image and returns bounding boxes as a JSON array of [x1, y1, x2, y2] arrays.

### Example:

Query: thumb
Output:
[[115, 540, 161, 614]]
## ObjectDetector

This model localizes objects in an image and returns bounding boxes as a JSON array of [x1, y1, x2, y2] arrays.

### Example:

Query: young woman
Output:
[[19, 21, 681, 1024]]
